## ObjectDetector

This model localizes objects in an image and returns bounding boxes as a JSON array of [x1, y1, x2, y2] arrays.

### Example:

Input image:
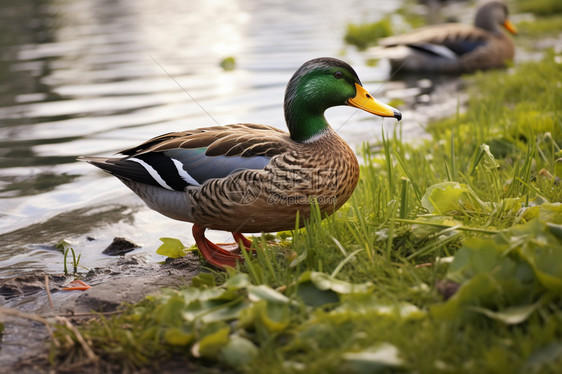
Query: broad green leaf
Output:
[[306, 271, 373, 294], [538, 203, 562, 224], [248, 285, 290, 304], [156, 237, 188, 258], [447, 236, 536, 288], [521, 206, 541, 222], [341, 343, 404, 374], [547, 223, 562, 240], [468, 302, 540, 325], [204, 300, 247, 323], [219, 335, 259, 366], [223, 273, 251, 290], [522, 342, 562, 373], [55, 239, 73, 251], [445, 238, 504, 284], [164, 328, 193, 346], [433, 219, 561, 321], [520, 245, 562, 292], [522, 203, 562, 224], [192, 325, 230, 358], [421, 182, 485, 214], [516, 220, 562, 292], [190, 273, 217, 288], [181, 299, 205, 322], [179, 287, 225, 305], [252, 301, 290, 333], [154, 295, 187, 325], [296, 280, 339, 307], [334, 294, 425, 319], [410, 215, 462, 238], [182, 298, 246, 323], [296, 272, 373, 307], [494, 197, 524, 215], [431, 274, 496, 320], [238, 300, 290, 333]]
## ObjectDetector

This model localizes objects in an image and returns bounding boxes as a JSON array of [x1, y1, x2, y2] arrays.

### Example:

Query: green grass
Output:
[[518, 15, 562, 35], [51, 52, 562, 373], [343, 0, 426, 51], [344, 18, 393, 50], [513, 0, 562, 36], [514, 0, 562, 16]]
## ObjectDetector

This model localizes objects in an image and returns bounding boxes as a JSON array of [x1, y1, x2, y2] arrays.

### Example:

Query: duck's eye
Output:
[[334, 71, 343, 79]]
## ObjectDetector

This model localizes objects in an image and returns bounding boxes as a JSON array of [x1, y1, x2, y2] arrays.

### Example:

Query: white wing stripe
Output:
[[170, 158, 201, 186], [129, 157, 174, 190]]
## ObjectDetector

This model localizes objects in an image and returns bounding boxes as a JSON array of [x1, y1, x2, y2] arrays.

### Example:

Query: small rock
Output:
[[102, 237, 139, 256], [75, 278, 158, 312], [435, 280, 460, 300], [417, 78, 433, 93], [0, 272, 66, 299], [117, 256, 140, 265], [416, 94, 431, 104]]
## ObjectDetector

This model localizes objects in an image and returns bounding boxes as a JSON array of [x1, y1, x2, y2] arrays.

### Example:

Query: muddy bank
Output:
[[0, 252, 203, 372]]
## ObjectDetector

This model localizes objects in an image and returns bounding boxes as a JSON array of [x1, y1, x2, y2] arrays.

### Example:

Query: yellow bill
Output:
[[347, 83, 401, 120], [503, 19, 518, 35]]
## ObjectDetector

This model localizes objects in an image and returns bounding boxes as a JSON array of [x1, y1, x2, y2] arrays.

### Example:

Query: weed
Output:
[[344, 18, 393, 50], [56, 239, 82, 276], [514, 0, 562, 16], [518, 15, 562, 35]]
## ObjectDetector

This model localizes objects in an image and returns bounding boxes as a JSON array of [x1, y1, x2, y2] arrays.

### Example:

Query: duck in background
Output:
[[368, 0, 517, 74], [80, 57, 401, 269]]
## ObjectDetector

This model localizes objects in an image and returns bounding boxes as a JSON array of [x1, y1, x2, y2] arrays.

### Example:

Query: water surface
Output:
[[0, 0, 422, 278]]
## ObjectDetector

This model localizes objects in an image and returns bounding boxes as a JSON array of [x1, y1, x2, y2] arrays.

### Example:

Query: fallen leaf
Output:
[[62, 279, 91, 291], [156, 237, 188, 258]]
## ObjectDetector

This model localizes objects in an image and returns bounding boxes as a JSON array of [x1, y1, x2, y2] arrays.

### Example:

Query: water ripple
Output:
[[0, 0, 402, 276]]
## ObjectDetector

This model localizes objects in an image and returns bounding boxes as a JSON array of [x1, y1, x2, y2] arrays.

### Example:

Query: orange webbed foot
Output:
[[192, 225, 254, 269]]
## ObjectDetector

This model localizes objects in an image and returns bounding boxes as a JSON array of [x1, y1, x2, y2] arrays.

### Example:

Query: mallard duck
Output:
[[80, 57, 401, 268], [369, 0, 517, 74]]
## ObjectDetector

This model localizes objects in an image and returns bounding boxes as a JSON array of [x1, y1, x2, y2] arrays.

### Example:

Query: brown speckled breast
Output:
[[190, 129, 360, 233]]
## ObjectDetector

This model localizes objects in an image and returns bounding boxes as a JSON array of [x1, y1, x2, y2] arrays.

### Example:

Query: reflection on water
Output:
[[0, 0, 410, 278]]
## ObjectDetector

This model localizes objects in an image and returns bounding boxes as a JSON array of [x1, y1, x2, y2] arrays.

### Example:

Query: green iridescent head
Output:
[[284, 57, 401, 142]]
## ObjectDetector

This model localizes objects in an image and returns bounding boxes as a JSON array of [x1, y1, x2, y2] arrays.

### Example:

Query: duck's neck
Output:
[[475, 16, 502, 35], [287, 114, 331, 143], [284, 94, 332, 143], [474, 4, 504, 36]]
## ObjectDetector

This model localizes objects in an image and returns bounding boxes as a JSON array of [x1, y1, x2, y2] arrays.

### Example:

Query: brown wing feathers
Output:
[[119, 124, 291, 158]]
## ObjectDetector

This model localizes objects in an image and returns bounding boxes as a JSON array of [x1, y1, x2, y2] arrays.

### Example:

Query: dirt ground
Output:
[[0, 251, 203, 373]]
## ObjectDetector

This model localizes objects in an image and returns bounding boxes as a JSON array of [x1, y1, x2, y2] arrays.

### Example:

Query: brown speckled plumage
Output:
[[88, 124, 359, 233], [188, 127, 359, 232], [121, 123, 290, 158]]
